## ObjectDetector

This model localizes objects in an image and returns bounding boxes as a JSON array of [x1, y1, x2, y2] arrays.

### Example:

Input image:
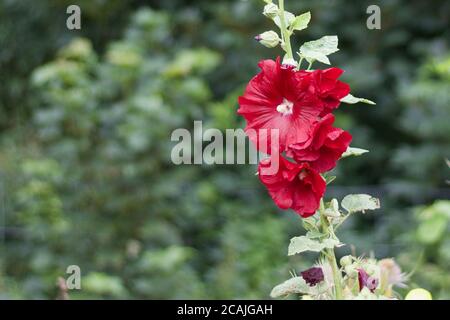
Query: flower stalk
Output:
[[278, 0, 294, 59], [319, 199, 343, 299]]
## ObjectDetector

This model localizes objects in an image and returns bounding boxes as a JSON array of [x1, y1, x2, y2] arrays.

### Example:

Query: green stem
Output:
[[278, 0, 293, 59], [297, 57, 304, 70], [319, 199, 344, 300]]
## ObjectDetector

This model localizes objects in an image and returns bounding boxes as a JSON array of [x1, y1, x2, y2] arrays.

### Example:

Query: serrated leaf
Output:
[[341, 94, 376, 105], [270, 276, 311, 298], [322, 238, 341, 248], [299, 36, 339, 65], [274, 11, 296, 29], [341, 194, 380, 214], [288, 236, 339, 256], [341, 147, 369, 158], [291, 12, 311, 31]]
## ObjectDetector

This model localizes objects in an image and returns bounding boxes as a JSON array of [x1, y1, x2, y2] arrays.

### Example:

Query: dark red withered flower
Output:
[[301, 267, 325, 286]]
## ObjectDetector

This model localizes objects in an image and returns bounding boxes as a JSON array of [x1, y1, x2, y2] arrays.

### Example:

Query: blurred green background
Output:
[[0, 0, 449, 299]]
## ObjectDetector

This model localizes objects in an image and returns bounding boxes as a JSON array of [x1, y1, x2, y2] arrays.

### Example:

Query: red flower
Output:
[[286, 114, 352, 173], [238, 58, 322, 153], [258, 155, 326, 217], [300, 68, 350, 116]]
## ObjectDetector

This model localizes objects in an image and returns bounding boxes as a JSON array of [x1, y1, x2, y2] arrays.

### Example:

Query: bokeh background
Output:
[[0, 0, 449, 299]]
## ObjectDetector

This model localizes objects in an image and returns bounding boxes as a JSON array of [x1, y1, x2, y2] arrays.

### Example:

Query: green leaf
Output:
[[416, 201, 450, 244], [270, 276, 311, 298], [306, 230, 324, 239], [341, 194, 380, 214], [341, 94, 376, 105], [341, 147, 369, 158], [274, 11, 296, 29], [417, 215, 447, 245], [299, 36, 339, 65], [288, 236, 339, 256], [291, 12, 311, 31]]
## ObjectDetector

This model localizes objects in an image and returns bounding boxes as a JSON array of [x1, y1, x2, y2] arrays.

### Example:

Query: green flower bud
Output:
[[323, 198, 341, 217], [255, 31, 280, 48], [345, 264, 358, 278], [331, 198, 339, 212], [263, 3, 279, 19], [340, 255, 353, 267]]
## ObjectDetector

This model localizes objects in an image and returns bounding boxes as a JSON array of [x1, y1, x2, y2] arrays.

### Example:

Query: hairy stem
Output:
[[319, 200, 343, 300], [278, 0, 294, 59]]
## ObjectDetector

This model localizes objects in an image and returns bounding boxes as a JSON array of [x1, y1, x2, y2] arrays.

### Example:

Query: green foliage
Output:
[[288, 236, 339, 255], [299, 35, 339, 65], [341, 194, 380, 214], [270, 276, 311, 298], [398, 201, 450, 299], [290, 12, 311, 31], [0, 7, 289, 299]]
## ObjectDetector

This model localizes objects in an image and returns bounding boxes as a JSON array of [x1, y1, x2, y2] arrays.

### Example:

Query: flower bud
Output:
[[331, 198, 339, 212], [340, 255, 353, 267], [281, 57, 298, 68], [324, 198, 340, 217], [255, 31, 280, 48], [344, 264, 358, 278], [263, 3, 279, 19], [405, 288, 432, 300]]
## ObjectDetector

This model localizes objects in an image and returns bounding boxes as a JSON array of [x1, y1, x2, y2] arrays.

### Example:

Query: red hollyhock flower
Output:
[[238, 58, 322, 153], [286, 114, 352, 173], [258, 155, 326, 217], [300, 68, 350, 116]]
